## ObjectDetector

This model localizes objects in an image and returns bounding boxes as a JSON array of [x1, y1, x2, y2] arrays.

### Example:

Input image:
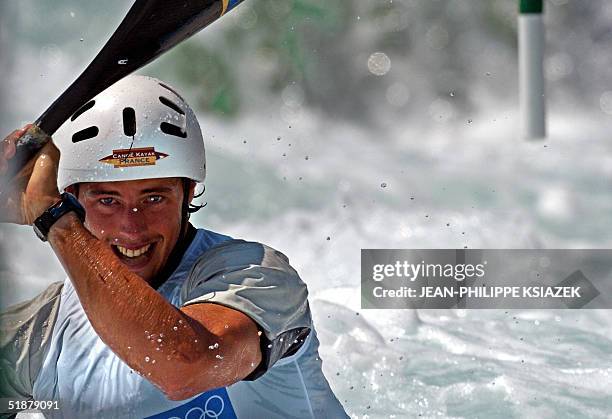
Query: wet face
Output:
[[75, 178, 190, 284]]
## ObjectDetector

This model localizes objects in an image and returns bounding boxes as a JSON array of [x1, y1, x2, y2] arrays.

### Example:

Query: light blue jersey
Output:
[[1, 229, 348, 418]]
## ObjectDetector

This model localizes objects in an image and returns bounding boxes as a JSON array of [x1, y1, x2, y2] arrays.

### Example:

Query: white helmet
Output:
[[55, 75, 205, 192]]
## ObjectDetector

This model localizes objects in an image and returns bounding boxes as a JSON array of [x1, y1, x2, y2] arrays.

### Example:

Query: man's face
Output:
[[75, 177, 188, 284]]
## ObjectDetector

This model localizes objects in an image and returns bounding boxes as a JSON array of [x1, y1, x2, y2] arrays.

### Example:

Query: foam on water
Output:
[[3, 106, 612, 419], [192, 108, 612, 418]]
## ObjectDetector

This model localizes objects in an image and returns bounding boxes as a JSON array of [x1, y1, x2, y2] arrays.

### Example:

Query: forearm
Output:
[[47, 213, 225, 395]]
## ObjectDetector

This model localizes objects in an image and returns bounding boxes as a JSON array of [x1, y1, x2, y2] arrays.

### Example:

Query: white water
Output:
[[196, 109, 612, 418], [3, 107, 612, 418]]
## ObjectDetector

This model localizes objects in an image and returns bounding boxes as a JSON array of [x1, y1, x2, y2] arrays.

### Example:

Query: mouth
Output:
[[111, 242, 157, 270], [115, 243, 152, 258]]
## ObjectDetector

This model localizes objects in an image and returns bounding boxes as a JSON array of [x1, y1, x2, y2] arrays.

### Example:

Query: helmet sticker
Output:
[[99, 147, 168, 168]]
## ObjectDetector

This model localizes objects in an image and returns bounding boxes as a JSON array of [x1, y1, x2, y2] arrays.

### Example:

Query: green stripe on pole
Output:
[[520, 0, 543, 14]]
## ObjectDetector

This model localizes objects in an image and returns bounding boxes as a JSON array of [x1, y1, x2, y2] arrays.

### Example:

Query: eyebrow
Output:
[[86, 190, 121, 197], [141, 187, 175, 194], [86, 187, 175, 196]]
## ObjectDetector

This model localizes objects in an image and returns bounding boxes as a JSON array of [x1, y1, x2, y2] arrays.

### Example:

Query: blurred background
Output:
[[1, 0, 611, 417]]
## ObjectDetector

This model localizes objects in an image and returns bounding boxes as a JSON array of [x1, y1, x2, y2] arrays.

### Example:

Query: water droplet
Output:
[[224, 324, 229, 329], [367, 52, 391, 76], [173, 326, 178, 331], [216, 354, 224, 360], [381, 182, 388, 188], [151, 359, 156, 364], [449, 91, 455, 97], [157, 338, 162, 343], [467, 119, 473, 124], [132, 207, 138, 212], [304, 156, 309, 160], [145, 356, 150, 362]]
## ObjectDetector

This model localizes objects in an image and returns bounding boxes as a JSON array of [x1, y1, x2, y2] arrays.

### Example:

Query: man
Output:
[[0, 75, 348, 418]]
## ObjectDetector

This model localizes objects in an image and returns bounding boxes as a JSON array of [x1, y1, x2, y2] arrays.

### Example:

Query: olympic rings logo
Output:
[[167, 395, 225, 419]]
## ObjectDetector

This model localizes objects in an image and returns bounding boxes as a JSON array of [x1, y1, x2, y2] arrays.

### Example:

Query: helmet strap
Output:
[[149, 178, 195, 289], [150, 222, 196, 290], [180, 177, 192, 235]]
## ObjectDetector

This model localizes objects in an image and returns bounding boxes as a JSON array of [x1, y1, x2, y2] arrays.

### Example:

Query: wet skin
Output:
[[74, 178, 187, 285]]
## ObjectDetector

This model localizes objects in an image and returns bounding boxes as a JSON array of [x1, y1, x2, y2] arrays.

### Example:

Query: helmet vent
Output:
[[122, 107, 137, 136], [158, 82, 185, 102], [70, 100, 96, 121], [160, 122, 187, 138], [159, 96, 185, 115], [72, 126, 99, 143]]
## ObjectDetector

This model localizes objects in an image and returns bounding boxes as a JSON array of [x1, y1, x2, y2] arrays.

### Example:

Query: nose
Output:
[[118, 205, 147, 237]]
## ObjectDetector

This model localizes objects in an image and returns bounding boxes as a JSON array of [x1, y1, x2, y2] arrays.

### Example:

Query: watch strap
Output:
[[33, 193, 85, 242]]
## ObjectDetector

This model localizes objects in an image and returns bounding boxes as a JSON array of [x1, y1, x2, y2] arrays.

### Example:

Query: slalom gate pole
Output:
[[519, 0, 546, 140]]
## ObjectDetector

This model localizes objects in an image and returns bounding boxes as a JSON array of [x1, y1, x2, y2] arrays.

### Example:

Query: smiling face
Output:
[[74, 177, 191, 284]]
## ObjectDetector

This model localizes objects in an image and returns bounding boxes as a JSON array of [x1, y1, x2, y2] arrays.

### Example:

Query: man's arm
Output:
[[48, 213, 261, 400], [180, 239, 313, 380]]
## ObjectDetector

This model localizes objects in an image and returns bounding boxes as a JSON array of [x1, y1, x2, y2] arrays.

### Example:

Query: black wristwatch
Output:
[[33, 192, 86, 242]]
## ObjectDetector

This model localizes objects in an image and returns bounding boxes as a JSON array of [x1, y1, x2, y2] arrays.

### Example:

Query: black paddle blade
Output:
[[5, 0, 244, 184], [38, 0, 244, 135]]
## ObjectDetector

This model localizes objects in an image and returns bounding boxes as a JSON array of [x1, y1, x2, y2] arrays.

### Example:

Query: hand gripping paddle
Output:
[[2, 0, 245, 188]]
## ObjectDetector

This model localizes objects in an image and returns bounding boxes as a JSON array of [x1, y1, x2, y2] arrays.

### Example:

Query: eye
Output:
[[147, 195, 164, 203], [99, 197, 115, 206]]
